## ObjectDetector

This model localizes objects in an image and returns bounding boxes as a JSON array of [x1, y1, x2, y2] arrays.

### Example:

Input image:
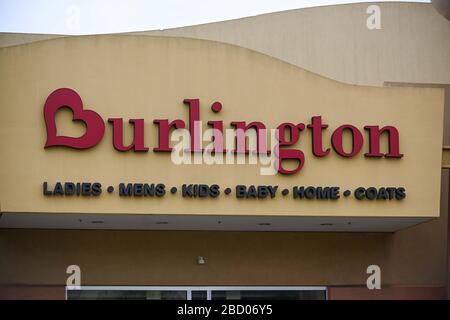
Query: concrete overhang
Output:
[[0, 212, 430, 232]]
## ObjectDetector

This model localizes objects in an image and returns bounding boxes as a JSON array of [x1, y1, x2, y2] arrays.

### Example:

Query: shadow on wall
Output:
[[433, 0, 450, 20]]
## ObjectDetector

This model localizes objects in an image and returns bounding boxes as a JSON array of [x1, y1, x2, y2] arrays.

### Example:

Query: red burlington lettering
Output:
[[364, 125, 403, 158], [43, 88, 404, 175], [207, 120, 224, 153], [307, 116, 330, 157], [331, 124, 364, 157], [230, 121, 267, 154], [153, 119, 185, 152], [205, 101, 224, 153], [108, 118, 149, 152], [276, 122, 305, 175], [44, 88, 105, 149], [183, 99, 202, 152]]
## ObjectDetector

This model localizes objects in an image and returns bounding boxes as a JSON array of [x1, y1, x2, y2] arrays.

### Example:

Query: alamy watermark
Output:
[[66, 264, 81, 290], [66, 5, 81, 31], [366, 5, 381, 30], [366, 264, 381, 290], [170, 124, 281, 176]]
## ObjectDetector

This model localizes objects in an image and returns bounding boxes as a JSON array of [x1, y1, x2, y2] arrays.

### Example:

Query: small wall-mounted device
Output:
[[197, 256, 206, 265]]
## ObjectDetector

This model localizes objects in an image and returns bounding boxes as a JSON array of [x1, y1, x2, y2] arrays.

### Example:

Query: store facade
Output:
[[1, 2, 449, 300]]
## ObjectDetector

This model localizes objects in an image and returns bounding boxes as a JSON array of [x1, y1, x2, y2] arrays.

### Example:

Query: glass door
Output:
[[66, 286, 327, 300]]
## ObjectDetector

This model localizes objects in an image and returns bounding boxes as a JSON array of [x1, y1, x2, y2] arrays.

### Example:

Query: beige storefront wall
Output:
[[0, 2, 449, 300], [0, 35, 444, 218]]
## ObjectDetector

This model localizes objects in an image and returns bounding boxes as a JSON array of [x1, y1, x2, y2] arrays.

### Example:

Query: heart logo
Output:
[[44, 88, 105, 149]]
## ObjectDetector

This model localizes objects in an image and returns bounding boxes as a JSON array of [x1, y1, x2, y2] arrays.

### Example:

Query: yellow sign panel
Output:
[[0, 36, 444, 217]]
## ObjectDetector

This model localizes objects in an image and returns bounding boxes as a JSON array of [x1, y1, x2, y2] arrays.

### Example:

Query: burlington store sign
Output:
[[0, 36, 442, 218], [42, 88, 406, 202]]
